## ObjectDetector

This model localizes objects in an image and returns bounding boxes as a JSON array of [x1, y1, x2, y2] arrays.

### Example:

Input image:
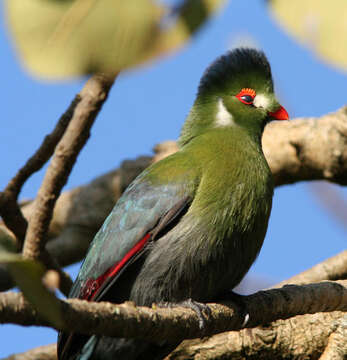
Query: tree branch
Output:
[[6, 312, 345, 360], [168, 252, 347, 359], [274, 250, 347, 288], [22, 73, 116, 263], [168, 311, 345, 360], [0, 96, 81, 248], [1, 281, 346, 342], [166, 251, 347, 360], [263, 106, 347, 186], [4, 344, 57, 360], [319, 314, 347, 360]]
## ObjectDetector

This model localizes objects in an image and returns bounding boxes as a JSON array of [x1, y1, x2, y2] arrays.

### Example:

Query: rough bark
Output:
[[169, 251, 347, 359], [168, 311, 345, 360], [2, 280, 346, 359], [319, 314, 347, 360], [1, 281, 346, 341], [5, 312, 345, 360], [262, 106, 347, 186]]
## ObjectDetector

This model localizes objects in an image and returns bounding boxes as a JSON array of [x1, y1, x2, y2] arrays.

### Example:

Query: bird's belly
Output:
[[129, 206, 269, 306]]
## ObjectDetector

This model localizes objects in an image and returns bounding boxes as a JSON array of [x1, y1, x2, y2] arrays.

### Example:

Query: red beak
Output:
[[268, 105, 289, 120]]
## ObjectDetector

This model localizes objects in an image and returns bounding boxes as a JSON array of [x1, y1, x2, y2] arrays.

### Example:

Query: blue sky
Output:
[[1, 0, 346, 357]]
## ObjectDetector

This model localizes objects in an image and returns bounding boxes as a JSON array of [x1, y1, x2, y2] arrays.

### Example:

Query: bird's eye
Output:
[[240, 95, 254, 104], [236, 88, 256, 105]]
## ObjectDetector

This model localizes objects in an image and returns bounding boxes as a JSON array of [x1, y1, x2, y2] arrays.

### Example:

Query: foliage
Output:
[[269, 0, 347, 71], [5, 0, 226, 79]]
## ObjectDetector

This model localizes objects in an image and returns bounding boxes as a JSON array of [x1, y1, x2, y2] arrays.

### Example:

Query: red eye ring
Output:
[[236, 88, 256, 105]]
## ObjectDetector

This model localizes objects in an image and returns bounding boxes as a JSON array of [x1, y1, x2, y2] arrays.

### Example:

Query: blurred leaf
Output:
[[6, 0, 163, 79], [0, 228, 17, 253], [0, 251, 63, 327], [269, 0, 347, 71], [5, 0, 226, 79], [147, 0, 226, 58]]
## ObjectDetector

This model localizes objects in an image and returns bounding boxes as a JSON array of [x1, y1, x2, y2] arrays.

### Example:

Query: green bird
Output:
[[58, 48, 289, 360]]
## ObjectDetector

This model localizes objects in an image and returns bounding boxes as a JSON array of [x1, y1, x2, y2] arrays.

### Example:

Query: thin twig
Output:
[[274, 250, 347, 288], [4, 344, 57, 360], [41, 250, 73, 296], [0, 96, 81, 248], [22, 73, 116, 262]]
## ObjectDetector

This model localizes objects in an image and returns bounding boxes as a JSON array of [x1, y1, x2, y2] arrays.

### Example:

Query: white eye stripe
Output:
[[253, 94, 270, 109], [215, 99, 235, 127]]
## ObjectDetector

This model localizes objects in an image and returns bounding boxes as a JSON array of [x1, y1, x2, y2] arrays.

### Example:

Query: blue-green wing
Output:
[[69, 173, 191, 301]]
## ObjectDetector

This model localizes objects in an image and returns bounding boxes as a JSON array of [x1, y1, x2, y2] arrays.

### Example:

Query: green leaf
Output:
[[5, 0, 163, 79], [0, 251, 63, 327], [5, 0, 226, 79], [269, 0, 347, 71]]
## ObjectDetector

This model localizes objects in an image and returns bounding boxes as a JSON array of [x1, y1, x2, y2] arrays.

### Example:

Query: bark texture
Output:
[[168, 311, 345, 360], [1, 281, 346, 341]]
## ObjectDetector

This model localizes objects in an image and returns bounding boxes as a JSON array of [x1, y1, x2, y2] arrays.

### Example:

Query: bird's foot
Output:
[[181, 298, 212, 331], [156, 298, 211, 331], [217, 290, 249, 327]]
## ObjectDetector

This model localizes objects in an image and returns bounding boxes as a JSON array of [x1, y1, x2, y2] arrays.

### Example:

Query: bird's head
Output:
[[179, 48, 288, 146]]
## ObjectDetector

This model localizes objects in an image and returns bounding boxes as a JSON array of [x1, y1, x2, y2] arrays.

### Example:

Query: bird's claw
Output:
[[157, 298, 211, 332], [181, 298, 211, 331]]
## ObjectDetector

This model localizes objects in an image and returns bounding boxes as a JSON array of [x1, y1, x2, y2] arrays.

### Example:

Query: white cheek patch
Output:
[[215, 99, 235, 127], [253, 94, 270, 110]]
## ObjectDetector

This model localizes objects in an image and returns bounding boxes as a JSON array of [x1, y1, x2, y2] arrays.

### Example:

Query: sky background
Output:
[[1, 0, 346, 357]]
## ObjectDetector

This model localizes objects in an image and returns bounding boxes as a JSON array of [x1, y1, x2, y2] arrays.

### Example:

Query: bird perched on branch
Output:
[[58, 48, 289, 360]]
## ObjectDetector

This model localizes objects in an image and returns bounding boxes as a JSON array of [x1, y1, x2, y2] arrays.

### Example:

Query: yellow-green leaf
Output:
[[0, 228, 17, 253], [6, 0, 163, 79], [0, 252, 63, 327], [269, 0, 347, 71], [5, 0, 226, 80], [146, 0, 226, 59]]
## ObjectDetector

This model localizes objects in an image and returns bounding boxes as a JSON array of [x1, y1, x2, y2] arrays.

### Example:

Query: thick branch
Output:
[[166, 251, 347, 360], [6, 312, 345, 360], [263, 106, 347, 185], [319, 314, 347, 360], [168, 311, 345, 360], [22, 73, 116, 262], [169, 251, 347, 359], [1, 281, 346, 342]]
